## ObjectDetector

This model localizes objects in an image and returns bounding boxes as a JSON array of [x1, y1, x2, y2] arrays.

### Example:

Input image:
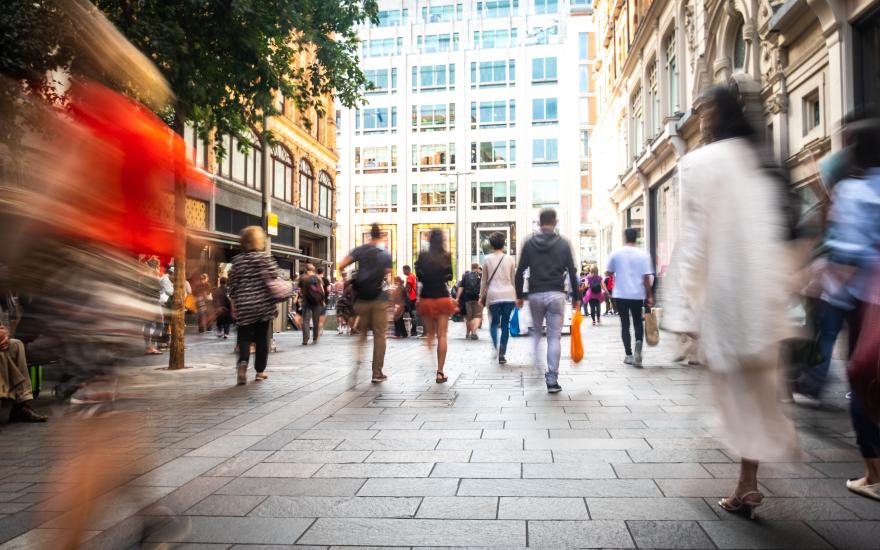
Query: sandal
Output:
[[436, 371, 448, 384], [719, 490, 764, 519]]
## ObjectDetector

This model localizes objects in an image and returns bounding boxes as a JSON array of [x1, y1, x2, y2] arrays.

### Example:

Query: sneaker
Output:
[[623, 355, 634, 365], [236, 361, 247, 385], [470, 333, 479, 340], [498, 354, 507, 365], [633, 341, 643, 368], [547, 383, 563, 393]]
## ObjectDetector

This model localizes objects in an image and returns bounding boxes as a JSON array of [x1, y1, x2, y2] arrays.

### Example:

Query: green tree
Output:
[[94, 0, 378, 369]]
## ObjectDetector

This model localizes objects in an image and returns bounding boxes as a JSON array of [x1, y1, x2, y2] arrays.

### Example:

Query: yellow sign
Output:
[[267, 212, 278, 236]]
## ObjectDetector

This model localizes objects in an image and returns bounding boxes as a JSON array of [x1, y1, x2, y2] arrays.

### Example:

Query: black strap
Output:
[[482, 254, 507, 300]]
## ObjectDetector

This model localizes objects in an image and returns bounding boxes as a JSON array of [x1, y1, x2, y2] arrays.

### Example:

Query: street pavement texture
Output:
[[0, 316, 878, 550]]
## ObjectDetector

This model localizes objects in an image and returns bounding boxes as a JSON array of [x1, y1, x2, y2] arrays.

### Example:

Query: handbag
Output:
[[266, 277, 293, 302], [848, 278, 880, 422], [570, 309, 584, 363], [644, 307, 661, 347]]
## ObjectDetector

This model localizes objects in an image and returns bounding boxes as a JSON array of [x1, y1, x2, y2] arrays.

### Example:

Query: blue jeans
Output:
[[797, 301, 858, 398], [528, 291, 566, 386], [488, 301, 515, 354]]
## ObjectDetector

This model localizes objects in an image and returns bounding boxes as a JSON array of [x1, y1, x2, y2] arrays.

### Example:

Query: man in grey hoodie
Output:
[[515, 209, 581, 393]]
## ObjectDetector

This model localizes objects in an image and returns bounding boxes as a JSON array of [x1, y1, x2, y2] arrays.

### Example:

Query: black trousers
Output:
[[615, 298, 644, 355], [588, 299, 601, 323], [301, 303, 322, 344], [237, 319, 270, 373], [405, 301, 419, 336]]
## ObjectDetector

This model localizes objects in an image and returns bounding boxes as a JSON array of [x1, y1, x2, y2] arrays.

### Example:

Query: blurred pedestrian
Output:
[[195, 272, 211, 333], [338, 223, 393, 383], [515, 209, 580, 393], [415, 229, 458, 383], [212, 277, 232, 339], [663, 86, 800, 518], [457, 263, 483, 340], [584, 266, 607, 326], [298, 264, 325, 346], [606, 228, 654, 367], [816, 117, 880, 500], [480, 232, 516, 365], [229, 226, 283, 385], [403, 265, 419, 337], [0, 323, 48, 422], [391, 276, 408, 338], [317, 267, 331, 335], [140, 258, 163, 354], [603, 274, 616, 315]]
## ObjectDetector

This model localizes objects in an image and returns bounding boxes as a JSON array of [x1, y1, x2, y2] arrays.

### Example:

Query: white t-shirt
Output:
[[607, 246, 653, 300]]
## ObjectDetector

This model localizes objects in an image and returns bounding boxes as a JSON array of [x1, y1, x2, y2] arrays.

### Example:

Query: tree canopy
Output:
[[95, 0, 378, 144]]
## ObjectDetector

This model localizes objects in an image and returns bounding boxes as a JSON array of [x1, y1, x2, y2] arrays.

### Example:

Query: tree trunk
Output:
[[168, 111, 188, 370]]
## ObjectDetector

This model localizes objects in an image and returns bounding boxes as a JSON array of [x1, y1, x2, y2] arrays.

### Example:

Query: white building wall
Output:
[[337, 0, 586, 277]]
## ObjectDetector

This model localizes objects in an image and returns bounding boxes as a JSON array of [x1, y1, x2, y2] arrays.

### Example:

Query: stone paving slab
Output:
[[0, 320, 873, 549], [298, 518, 527, 547]]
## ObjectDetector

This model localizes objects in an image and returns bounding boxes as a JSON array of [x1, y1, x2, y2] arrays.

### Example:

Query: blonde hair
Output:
[[591, 266, 599, 275], [240, 226, 266, 252]]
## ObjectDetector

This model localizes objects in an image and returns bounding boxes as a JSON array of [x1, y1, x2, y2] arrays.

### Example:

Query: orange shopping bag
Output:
[[571, 309, 584, 363]]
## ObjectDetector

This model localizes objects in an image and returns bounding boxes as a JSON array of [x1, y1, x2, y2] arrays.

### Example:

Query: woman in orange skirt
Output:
[[415, 229, 458, 383]]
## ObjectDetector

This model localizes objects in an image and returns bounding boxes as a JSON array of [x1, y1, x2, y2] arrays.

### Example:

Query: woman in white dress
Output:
[[662, 87, 799, 518]]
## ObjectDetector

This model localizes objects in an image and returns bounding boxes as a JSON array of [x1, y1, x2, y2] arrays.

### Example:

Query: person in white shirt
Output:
[[478, 232, 517, 365], [605, 228, 654, 367]]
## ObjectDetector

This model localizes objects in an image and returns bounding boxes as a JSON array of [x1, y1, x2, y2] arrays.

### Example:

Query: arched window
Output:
[[732, 20, 747, 72], [299, 159, 314, 211], [223, 129, 263, 190], [272, 145, 293, 203], [318, 170, 333, 219]]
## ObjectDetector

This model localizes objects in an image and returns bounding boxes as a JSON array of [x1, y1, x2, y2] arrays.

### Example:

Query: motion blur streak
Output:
[[0, 4, 205, 547]]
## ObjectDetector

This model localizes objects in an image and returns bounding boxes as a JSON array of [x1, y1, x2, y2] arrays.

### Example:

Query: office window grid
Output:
[[470, 100, 516, 129], [532, 138, 559, 166], [413, 64, 456, 92], [417, 32, 460, 53], [532, 57, 558, 83], [412, 143, 457, 171], [532, 97, 558, 125], [471, 180, 517, 210], [355, 145, 398, 174], [412, 103, 456, 132], [474, 28, 518, 48], [470, 140, 517, 169], [470, 59, 516, 88]]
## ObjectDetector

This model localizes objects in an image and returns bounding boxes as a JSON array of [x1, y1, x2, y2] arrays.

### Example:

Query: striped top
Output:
[[229, 251, 280, 326]]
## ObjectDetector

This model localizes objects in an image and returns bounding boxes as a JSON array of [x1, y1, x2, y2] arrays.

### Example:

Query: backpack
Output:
[[303, 275, 325, 305], [463, 271, 481, 300], [589, 279, 602, 294]]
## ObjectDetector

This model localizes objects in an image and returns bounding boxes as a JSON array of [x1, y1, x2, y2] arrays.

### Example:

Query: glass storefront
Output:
[[650, 172, 680, 279], [624, 196, 646, 246]]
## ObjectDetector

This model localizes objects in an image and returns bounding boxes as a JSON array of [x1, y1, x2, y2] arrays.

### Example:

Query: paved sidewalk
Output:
[[0, 316, 877, 549]]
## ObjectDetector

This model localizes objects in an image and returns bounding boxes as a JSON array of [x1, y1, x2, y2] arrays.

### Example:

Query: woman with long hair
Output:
[[229, 226, 284, 385], [663, 86, 799, 518], [479, 231, 517, 364], [415, 229, 458, 383]]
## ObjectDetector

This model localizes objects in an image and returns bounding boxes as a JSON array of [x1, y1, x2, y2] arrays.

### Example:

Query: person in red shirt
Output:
[[403, 265, 420, 337]]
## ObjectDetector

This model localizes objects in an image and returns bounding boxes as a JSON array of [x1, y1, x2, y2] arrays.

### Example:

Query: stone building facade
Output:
[[589, 0, 879, 281]]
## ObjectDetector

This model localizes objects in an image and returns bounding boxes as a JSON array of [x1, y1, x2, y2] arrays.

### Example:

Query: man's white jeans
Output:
[[528, 291, 566, 386]]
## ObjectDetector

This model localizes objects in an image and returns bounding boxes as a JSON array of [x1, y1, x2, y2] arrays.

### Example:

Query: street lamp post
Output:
[[441, 171, 473, 277]]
